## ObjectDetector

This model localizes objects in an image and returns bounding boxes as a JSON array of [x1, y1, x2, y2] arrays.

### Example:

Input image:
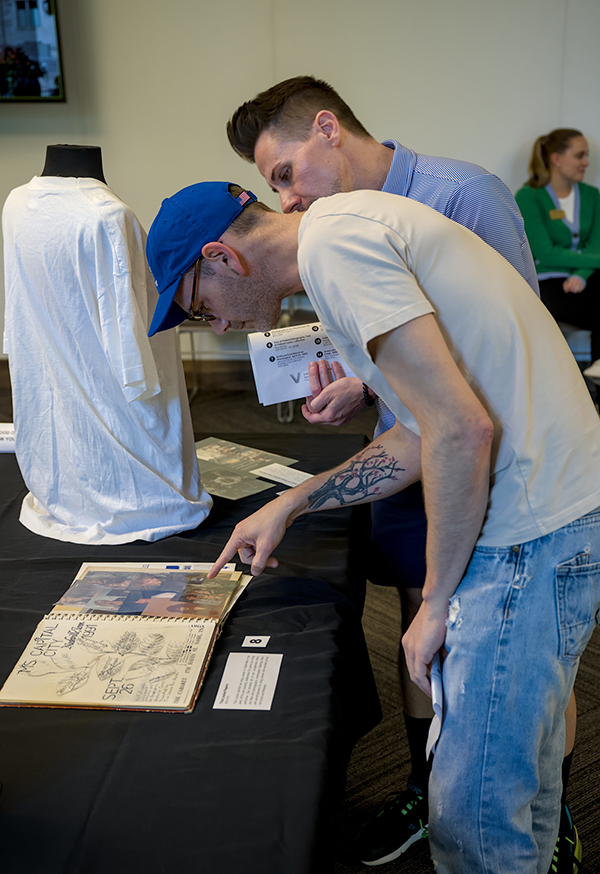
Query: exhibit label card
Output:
[[213, 652, 283, 711], [242, 636, 270, 648], [247, 322, 355, 406], [250, 463, 314, 488], [194, 437, 298, 500]]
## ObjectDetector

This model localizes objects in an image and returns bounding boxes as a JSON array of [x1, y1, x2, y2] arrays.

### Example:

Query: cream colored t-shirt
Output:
[[298, 190, 600, 547]]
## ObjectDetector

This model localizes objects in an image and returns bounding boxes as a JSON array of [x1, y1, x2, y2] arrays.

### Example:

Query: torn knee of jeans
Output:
[[446, 595, 462, 628]]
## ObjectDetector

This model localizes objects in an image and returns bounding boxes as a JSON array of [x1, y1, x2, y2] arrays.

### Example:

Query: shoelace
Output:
[[550, 833, 585, 874]]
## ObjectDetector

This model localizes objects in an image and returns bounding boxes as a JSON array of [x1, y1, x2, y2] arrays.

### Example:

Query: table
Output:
[[0, 434, 381, 874]]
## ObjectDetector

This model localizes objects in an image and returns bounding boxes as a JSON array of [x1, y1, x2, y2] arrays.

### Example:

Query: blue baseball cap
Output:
[[146, 181, 257, 336]]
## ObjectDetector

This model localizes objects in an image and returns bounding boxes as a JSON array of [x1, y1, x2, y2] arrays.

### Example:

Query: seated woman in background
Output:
[[516, 128, 600, 381]]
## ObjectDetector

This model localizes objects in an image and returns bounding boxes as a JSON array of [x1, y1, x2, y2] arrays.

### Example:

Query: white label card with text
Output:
[[247, 322, 356, 406], [250, 463, 314, 487], [213, 652, 283, 711]]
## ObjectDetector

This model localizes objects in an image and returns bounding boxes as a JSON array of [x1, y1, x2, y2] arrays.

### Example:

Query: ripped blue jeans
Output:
[[430, 507, 600, 874]]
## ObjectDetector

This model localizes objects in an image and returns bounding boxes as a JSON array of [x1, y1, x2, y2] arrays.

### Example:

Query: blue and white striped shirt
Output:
[[374, 140, 539, 435], [382, 140, 538, 293]]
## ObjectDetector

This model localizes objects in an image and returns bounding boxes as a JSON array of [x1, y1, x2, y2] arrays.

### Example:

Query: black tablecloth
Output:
[[0, 434, 381, 874]]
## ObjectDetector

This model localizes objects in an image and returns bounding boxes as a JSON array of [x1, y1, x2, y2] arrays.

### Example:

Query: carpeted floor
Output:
[[334, 583, 600, 874], [1, 357, 599, 873]]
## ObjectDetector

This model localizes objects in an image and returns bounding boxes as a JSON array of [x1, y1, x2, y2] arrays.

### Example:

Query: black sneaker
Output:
[[355, 780, 429, 866], [549, 804, 582, 873]]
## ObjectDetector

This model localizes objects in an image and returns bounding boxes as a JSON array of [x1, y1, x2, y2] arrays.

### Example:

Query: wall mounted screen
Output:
[[0, 0, 65, 101]]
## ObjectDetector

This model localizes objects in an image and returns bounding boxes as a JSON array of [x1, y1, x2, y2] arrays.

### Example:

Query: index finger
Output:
[[410, 671, 432, 698], [308, 361, 324, 396], [308, 360, 333, 395], [208, 537, 242, 578], [317, 359, 333, 386], [412, 659, 432, 697]]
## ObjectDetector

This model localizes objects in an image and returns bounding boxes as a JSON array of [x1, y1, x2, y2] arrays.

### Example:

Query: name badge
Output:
[[549, 209, 566, 220]]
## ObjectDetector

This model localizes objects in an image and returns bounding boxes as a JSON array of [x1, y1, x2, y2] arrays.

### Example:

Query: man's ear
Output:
[[312, 110, 341, 147], [201, 242, 248, 276]]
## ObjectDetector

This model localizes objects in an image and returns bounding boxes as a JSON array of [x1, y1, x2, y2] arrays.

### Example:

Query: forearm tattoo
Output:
[[307, 445, 405, 511]]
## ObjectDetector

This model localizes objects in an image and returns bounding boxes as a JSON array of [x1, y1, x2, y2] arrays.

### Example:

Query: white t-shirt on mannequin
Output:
[[3, 176, 212, 544]]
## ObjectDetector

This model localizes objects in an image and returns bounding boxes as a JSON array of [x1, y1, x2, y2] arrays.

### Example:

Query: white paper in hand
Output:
[[247, 322, 355, 406], [426, 650, 444, 760]]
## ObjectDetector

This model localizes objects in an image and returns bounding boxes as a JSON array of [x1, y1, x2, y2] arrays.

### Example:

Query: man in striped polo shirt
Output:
[[225, 77, 581, 873]]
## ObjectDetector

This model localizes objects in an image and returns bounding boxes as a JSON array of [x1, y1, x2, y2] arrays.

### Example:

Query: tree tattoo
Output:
[[307, 445, 405, 511]]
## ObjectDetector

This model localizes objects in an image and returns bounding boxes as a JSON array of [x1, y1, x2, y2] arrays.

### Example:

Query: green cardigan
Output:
[[515, 181, 600, 281]]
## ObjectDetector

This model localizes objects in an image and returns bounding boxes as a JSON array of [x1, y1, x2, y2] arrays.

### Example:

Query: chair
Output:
[[177, 322, 250, 403], [557, 322, 592, 364]]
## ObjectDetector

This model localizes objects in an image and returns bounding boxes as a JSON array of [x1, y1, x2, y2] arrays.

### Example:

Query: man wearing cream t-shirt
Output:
[[146, 181, 600, 874]]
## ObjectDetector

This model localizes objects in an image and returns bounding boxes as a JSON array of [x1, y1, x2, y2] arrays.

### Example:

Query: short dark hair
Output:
[[227, 75, 371, 163], [199, 184, 273, 279]]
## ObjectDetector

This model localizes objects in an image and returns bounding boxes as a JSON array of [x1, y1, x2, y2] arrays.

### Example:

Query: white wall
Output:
[[2, 0, 599, 357]]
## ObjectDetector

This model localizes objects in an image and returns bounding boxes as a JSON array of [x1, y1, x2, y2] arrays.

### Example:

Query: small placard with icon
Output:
[[242, 636, 270, 648]]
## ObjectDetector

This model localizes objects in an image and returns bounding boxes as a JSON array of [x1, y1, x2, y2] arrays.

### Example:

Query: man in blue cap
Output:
[[147, 178, 600, 874], [148, 182, 259, 335]]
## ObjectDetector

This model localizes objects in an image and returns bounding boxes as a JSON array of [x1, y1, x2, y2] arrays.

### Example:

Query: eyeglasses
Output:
[[188, 257, 216, 322]]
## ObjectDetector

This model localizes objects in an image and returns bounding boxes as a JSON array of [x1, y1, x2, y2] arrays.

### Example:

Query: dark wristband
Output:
[[362, 383, 375, 407]]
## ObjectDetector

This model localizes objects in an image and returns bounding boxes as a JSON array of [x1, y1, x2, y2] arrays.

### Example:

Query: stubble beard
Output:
[[229, 271, 284, 332], [250, 283, 284, 331], [300, 172, 345, 212]]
